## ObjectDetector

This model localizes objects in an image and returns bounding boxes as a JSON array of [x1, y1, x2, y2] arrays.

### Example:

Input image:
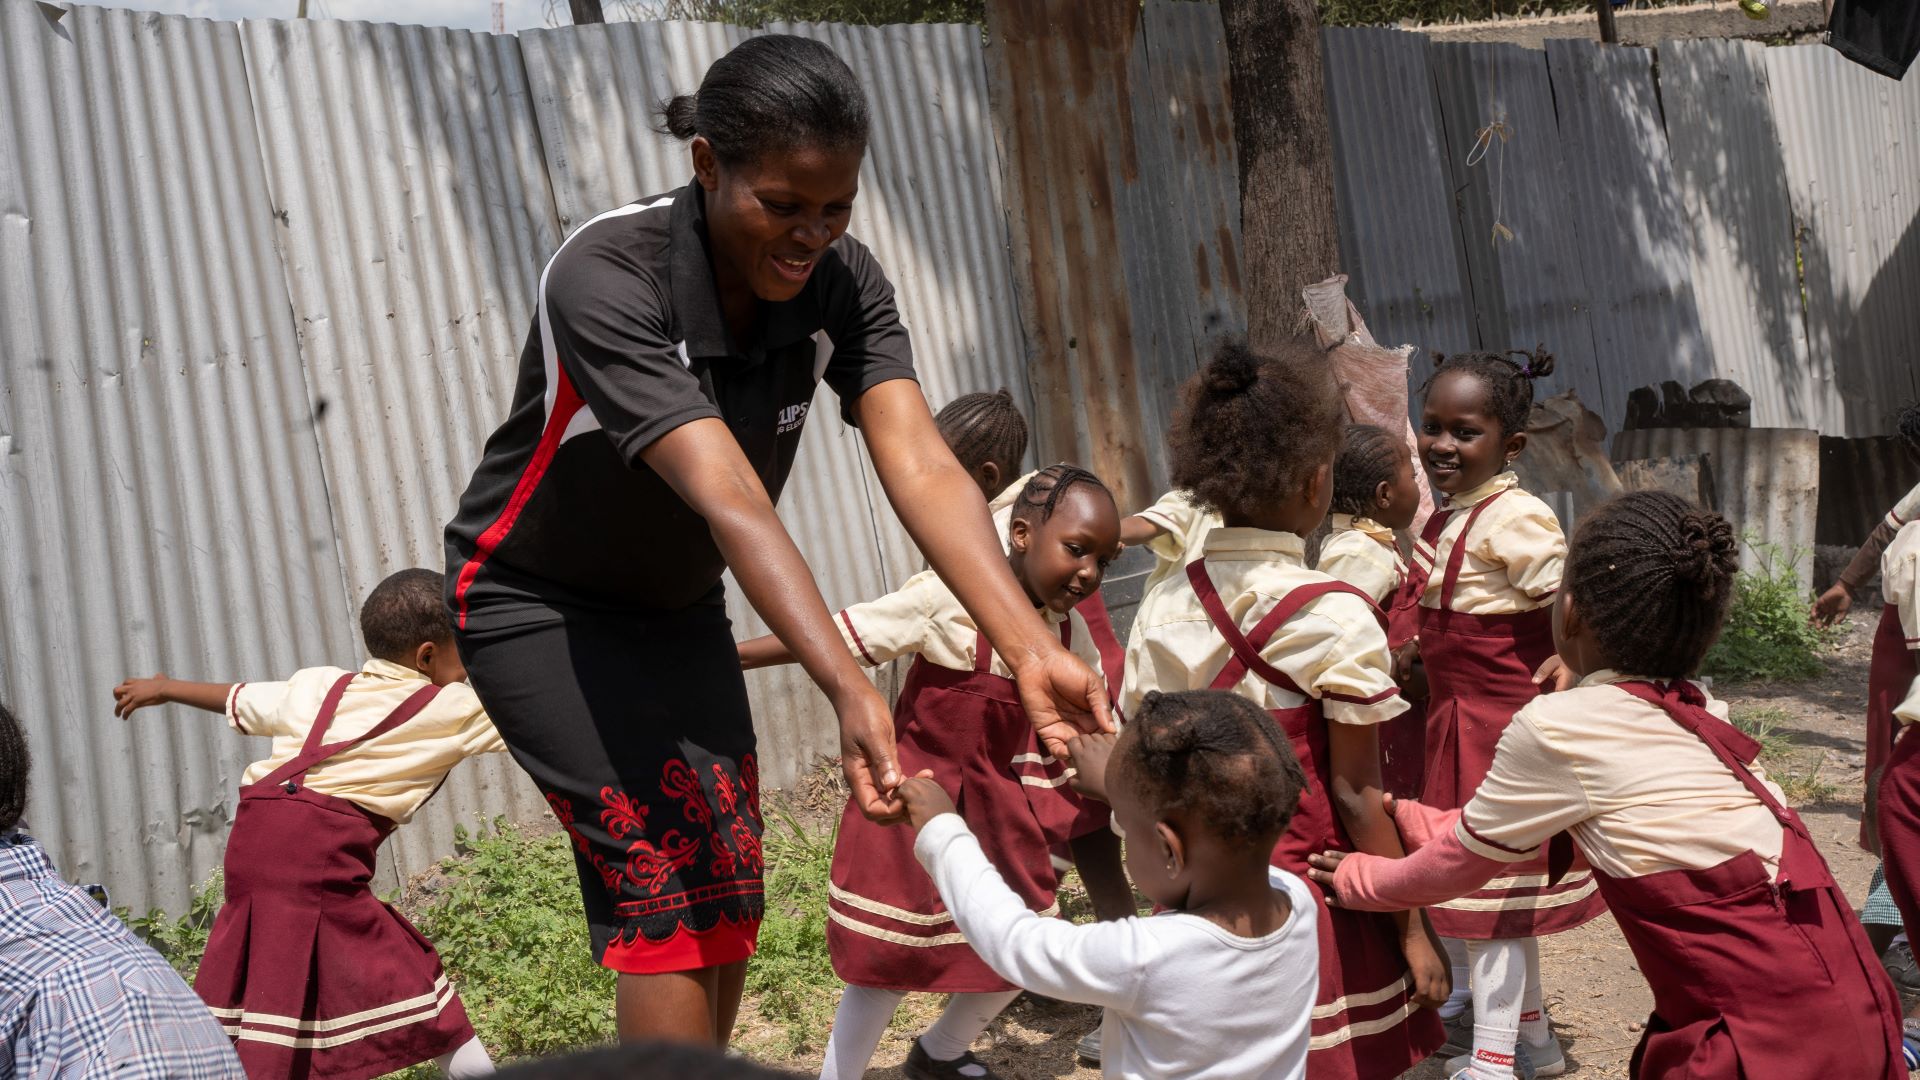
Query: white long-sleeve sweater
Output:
[[913, 814, 1319, 1079]]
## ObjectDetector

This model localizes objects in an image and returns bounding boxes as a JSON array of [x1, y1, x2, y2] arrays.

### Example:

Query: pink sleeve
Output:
[[1330, 829, 1506, 911], [1388, 799, 1460, 852]]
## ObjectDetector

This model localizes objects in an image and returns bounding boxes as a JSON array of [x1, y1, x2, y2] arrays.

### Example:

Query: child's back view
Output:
[[114, 568, 500, 1080], [899, 689, 1320, 1079]]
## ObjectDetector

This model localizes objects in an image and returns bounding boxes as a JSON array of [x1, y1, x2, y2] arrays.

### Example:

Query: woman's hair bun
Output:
[[1673, 510, 1738, 587], [658, 93, 700, 141], [1203, 343, 1262, 397]]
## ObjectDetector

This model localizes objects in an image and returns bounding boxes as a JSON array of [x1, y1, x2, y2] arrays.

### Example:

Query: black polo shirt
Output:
[[445, 185, 917, 629]]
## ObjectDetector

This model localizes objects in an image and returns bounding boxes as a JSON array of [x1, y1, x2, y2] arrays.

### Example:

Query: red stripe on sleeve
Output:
[[840, 610, 877, 666]]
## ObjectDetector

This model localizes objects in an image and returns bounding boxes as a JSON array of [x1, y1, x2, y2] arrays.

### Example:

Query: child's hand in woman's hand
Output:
[[1065, 732, 1118, 803], [896, 773, 956, 830]]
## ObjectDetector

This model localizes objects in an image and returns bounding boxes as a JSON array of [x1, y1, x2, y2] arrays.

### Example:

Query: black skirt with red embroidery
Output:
[[453, 589, 763, 974]]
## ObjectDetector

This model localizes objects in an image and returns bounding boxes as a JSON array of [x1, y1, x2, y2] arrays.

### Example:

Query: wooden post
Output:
[[1596, 0, 1619, 43]]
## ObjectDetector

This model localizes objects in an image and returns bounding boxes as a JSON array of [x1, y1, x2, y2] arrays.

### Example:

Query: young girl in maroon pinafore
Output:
[[1312, 491, 1905, 1079], [1122, 342, 1447, 1080], [1316, 424, 1424, 799], [1400, 348, 1604, 1078], [737, 464, 1121, 1080], [112, 570, 500, 1080]]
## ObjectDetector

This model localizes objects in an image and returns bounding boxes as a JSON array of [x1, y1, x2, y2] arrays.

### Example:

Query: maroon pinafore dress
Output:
[[196, 673, 475, 1080], [1599, 680, 1903, 1079], [1379, 518, 1439, 799], [1864, 602, 1918, 850], [1419, 490, 1605, 938], [1187, 560, 1444, 1080], [826, 626, 1074, 993]]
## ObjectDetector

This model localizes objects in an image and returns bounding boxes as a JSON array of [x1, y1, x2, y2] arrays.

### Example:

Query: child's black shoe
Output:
[[904, 1039, 1000, 1080]]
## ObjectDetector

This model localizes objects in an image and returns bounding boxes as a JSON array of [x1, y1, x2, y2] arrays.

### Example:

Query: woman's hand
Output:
[[897, 772, 956, 830], [834, 685, 905, 824], [1012, 644, 1114, 759]]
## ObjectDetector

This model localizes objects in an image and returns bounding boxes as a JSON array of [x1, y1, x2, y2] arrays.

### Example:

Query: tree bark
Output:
[[1217, 0, 1340, 352], [568, 0, 604, 24]]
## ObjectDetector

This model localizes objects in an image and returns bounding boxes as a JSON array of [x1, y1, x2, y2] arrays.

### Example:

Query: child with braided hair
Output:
[[897, 689, 1322, 1079], [1120, 340, 1448, 1080], [1317, 424, 1424, 798], [1311, 491, 1905, 1079], [738, 465, 1120, 1080]]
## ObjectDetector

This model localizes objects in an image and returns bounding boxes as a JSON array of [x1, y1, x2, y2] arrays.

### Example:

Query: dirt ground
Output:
[[742, 618, 1894, 1079]]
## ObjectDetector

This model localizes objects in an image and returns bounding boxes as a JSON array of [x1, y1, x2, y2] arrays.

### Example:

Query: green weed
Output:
[[1730, 704, 1837, 806], [1730, 705, 1795, 760], [740, 800, 842, 1059], [118, 869, 223, 984], [1702, 540, 1835, 682]]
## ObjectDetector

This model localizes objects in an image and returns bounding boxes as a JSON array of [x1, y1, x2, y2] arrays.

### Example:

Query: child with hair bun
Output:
[[1121, 340, 1447, 1080], [1403, 347, 1604, 1079], [1317, 423, 1424, 798], [898, 689, 1321, 1079], [1312, 491, 1905, 1079]]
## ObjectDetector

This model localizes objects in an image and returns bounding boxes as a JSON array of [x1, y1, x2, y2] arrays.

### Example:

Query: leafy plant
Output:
[[740, 800, 843, 1059], [410, 821, 619, 1060], [119, 870, 224, 983], [1701, 540, 1835, 682]]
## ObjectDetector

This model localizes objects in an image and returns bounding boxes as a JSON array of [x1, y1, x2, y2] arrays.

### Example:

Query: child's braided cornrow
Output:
[[0, 702, 30, 833], [1566, 491, 1740, 678], [1422, 346, 1555, 439], [1331, 424, 1403, 518], [1123, 690, 1305, 850], [935, 388, 1029, 479], [1010, 463, 1108, 525]]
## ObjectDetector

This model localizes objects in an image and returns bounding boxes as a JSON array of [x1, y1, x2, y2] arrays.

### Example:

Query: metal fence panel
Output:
[[1544, 39, 1711, 419], [1323, 27, 1475, 383], [0, 0, 357, 912], [1764, 44, 1920, 436], [238, 16, 563, 887], [1428, 41, 1607, 418], [1658, 38, 1822, 431]]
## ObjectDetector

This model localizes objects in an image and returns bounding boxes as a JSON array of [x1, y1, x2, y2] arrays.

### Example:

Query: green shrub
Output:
[[119, 870, 224, 983], [740, 801, 843, 1059], [1702, 540, 1834, 682], [410, 821, 619, 1060]]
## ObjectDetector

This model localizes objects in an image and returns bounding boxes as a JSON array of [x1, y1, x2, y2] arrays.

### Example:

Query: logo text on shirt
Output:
[[777, 402, 810, 434]]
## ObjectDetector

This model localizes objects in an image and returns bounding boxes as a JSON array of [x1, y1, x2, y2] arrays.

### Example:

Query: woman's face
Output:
[[693, 138, 864, 304]]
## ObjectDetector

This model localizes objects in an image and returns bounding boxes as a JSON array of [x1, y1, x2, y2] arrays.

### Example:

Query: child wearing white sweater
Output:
[[896, 689, 1320, 1079]]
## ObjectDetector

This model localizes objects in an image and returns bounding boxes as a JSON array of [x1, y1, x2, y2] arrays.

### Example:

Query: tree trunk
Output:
[[1217, 0, 1340, 352], [568, 0, 604, 24]]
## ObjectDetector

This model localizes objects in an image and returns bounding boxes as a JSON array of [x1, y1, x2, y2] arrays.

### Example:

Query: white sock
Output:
[[1517, 937, 1552, 1049], [917, 989, 1021, 1066], [434, 1036, 494, 1078], [1466, 938, 1527, 1079], [1440, 936, 1472, 1019], [820, 985, 905, 1080]]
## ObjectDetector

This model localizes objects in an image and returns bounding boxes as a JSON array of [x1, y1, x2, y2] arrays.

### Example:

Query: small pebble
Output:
[[1628, 1021, 1644, 1032]]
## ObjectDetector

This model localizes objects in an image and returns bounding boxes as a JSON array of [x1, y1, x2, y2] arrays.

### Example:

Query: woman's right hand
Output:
[[835, 684, 906, 824]]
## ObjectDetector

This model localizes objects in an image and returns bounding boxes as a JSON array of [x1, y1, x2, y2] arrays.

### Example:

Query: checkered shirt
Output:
[[0, 832, 243, 1079]]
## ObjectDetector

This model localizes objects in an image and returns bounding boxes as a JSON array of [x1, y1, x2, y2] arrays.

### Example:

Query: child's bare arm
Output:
[[1118, 515, 1167, 549], [113, 676, 234, 719], [737, 634, 798, 670]]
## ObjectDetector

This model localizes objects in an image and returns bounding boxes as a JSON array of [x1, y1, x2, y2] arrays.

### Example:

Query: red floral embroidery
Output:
[[708, 833, 738, 879], [661, 760, 712, 828], [600, 786, 649, 841], [625, 830, 701, 894], [591, 852, 623, 891], [730, 818, 763, 873], [712, 765, 739, 816], [547, 794, 592, 855], [740, 755, 762, 825]]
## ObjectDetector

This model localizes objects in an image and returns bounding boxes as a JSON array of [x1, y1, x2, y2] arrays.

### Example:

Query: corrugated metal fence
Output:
[[4, 0, 1915, 910], [1326, 28, 1920, 438]]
